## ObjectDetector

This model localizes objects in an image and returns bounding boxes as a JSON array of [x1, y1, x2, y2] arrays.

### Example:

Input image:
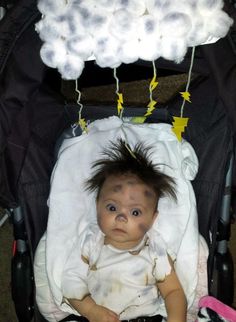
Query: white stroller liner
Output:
[[34, 116, 208, 321]]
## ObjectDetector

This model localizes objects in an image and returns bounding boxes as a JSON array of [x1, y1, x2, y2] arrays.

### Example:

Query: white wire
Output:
[[149, 60, 157, 102], [180, 46, 195, 117], [75, 79, 84, 125], [113, 67, 119, 95], [113, 68, 124, 119]]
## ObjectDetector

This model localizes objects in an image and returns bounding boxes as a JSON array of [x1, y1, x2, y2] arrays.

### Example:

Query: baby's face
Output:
[[96, 174, 158, 250]]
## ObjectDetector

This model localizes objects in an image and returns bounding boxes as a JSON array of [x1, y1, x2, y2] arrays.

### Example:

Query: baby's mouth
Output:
[[112, 228, 126, 234]]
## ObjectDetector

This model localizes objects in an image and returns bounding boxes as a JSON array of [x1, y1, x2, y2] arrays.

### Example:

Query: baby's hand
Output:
[[86, 304, 120, 322]]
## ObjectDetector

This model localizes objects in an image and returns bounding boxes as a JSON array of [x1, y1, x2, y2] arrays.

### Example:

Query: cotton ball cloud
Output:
[[159, 12, 192, 38], [35, 17, 62, 42], [118, 38, 140, 64], [186, 15, 209, 47], [205, 9, 233, 39], [197, 0, 224, 12], [87, 10, 111, 35], [139, 37, 162, 61], [115, 0, 146, 16], [37, 0, 68, 16], [40, 40, 67, 69], [58, 54, 85, 80], [66, 33, 94, 60], [146, 0, 172, 17], [161, 37, 188, 63], [36, 0, 233, 80], [109, 9, 138, 41], [94, 34, 122, 68], [137, 14, 162, 61], [97, 0, 116, 11]]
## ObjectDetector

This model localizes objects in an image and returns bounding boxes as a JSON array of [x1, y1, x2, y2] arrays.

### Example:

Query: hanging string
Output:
[[113, 68, 136, 158], [149, 60, 157, 103], [180, 46, 195, 117], [145, 60, 158, 118], [75, 79, 87, 133], [114, 68, 124, 118], [130, 61, 158, 124], [172, 47, 195, 142]]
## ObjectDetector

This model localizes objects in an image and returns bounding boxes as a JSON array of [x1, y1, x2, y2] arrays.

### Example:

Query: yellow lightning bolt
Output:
[[172, 116, 189, 142], [145, 99, 157, 116], [78, 118, 88, 133], [180, 91, 191, 103], [131, 116, 146, 124], [117, 92, 123, 116], [150, 75, 158, 91]]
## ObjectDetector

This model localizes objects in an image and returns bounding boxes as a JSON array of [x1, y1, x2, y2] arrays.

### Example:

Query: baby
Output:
[[62, 139, 187, 322]]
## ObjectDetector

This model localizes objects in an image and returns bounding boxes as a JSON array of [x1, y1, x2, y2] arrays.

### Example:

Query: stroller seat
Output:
[[33, 116, 208, 322]]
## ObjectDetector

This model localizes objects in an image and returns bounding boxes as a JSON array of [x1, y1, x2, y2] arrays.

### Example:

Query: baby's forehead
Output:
[[101, 174, 156, 198], [105, 173, 142, 186]]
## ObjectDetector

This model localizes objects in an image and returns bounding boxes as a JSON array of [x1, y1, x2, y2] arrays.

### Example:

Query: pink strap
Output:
[[198, 296, 236, 322]]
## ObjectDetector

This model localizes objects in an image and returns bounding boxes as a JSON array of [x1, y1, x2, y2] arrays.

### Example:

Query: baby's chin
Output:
[[104, 234, 145, 250]]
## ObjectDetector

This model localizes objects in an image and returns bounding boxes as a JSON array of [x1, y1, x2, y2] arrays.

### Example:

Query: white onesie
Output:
[[62, 225, 171, 320]]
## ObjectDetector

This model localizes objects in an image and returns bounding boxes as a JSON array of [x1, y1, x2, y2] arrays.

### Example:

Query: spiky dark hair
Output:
[[86, 139, 176, 201]]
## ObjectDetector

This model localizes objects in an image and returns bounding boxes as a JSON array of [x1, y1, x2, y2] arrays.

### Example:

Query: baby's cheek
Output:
[[138, 223, 149, 234]]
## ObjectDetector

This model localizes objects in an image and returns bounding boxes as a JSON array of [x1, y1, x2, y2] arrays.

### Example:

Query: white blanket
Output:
[[40, 116, 199, 319]]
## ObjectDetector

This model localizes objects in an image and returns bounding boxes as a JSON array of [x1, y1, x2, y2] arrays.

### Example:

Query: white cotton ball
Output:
[[72, 1, 111, 35], [37, 11, 73, 40], [109, 9, 138, 41], [52, 13, 75, 38], [186, 15, 209, 46], [58, 54, 85, 80], [69, 8, 90, 34], [70, 0, 87, 5], [71, 1, 94, 30], [146, 0, 172, 18], [137, 14, 160, 40], [95, 54, 122, 69], [95, 0, 116, 12], [160, 36, 188, 63], [205, 10, 233, 39], [40, 40, 67, 69], [159, 1, 195, 20], [115, 0, 146, 16], [135, 14, 162, 61], [66, 34, 94, 60], [159, 11, 192, 38], [117, 39, 140, 64], [35, 17, 62, 42], [138, 36, 162, 61], [37, 0, 68, 17], [94, 34, 122, 68], [197, 0, 224, 13], [63, 7, 87, 36], [89, 13, 109, 33], [182, 0, 198, 7], [87, 10, 111, 35]]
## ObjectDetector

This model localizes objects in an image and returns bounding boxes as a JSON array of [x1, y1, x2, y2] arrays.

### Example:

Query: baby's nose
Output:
[[115, 213, 128, 222]]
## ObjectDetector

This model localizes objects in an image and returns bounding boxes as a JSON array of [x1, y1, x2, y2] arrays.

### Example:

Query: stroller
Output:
[[0, 1, 235, 321]]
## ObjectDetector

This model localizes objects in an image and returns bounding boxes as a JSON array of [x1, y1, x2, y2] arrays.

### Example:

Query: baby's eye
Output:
[[131, 209, 142, 217], [106, 204, 117, 212]]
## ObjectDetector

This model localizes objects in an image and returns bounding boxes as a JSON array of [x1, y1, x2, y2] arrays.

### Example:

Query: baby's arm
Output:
[[67, 296, 120, 322], [157, 257, 187, 322]]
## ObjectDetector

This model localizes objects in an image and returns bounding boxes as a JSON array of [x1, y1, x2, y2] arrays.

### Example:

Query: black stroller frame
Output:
[[0, 1, 235, 322]]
